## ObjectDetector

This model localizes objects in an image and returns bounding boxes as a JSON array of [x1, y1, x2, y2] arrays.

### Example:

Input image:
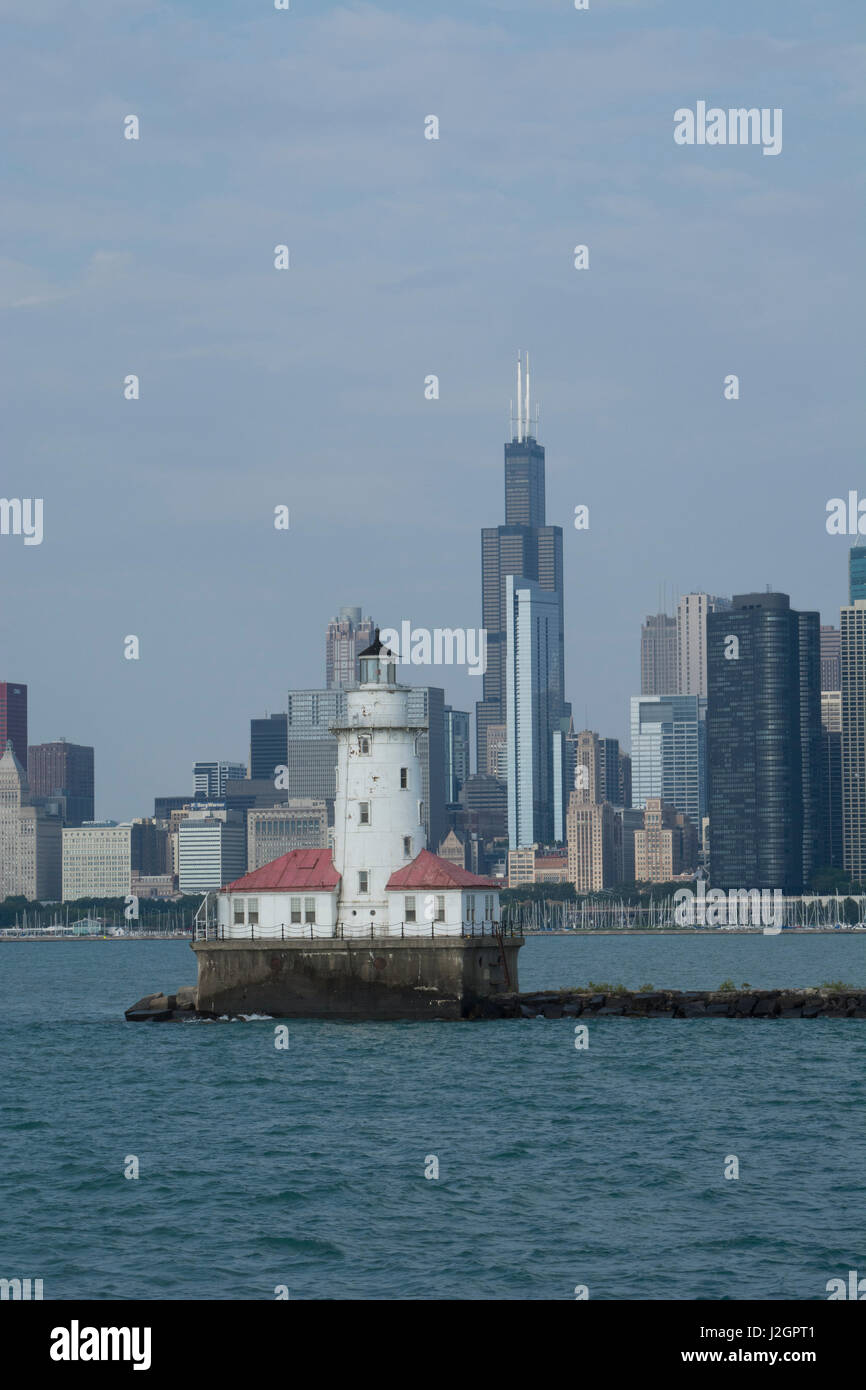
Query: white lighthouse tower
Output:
[[332, 631, 426, 936]]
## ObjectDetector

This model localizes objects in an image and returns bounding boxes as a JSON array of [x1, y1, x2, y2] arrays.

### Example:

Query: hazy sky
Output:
[[2, 0, 863, 819]]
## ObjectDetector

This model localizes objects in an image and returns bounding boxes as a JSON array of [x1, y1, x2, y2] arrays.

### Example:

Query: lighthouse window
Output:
[[358, 870, 369, 893], [466, 894, 475, 923], [359, 801, 370, 825], [233, 899, 245, 926], [403, 836, 411, 857], [359, 736, 371, 755], [290, 897, 302, 924], [400, 767, 408, 789], [485, 894, 494, 920], [405, 896, 417, 922], [435, 895, 446, 923], [304, 897, 315, 924], [247, 898, 259, 926]]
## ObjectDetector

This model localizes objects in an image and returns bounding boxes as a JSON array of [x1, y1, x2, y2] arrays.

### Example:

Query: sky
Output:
[[1, 0, 863, 820]]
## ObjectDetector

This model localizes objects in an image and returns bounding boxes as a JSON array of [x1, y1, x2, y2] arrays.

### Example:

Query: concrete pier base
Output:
[[191, 936, 524, 1020]]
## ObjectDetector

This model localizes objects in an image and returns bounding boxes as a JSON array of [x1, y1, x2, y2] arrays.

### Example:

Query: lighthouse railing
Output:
[[196, 920, 520, 942]]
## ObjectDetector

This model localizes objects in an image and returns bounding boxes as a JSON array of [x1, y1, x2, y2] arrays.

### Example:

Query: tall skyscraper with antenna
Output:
[[477, 354, 568, 843]]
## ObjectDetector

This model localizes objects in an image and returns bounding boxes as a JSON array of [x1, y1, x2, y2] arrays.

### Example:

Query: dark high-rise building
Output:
[[841, 601, 866, 884], [154, 795, 189, 820], [28, 739, 95, 826], [707, 592, 824, 893], [250, 713, 288, 782], [476, 354, 568, 778], [0, 683, 27, 766], [325, 606, 376, 689], [619, 752, 632, 809], [820, 625, 841, 691], [599, 738, 622, 805], [640, 615, 678, 696], [443, 705, 470, 805], [850, 545, 866, 604]]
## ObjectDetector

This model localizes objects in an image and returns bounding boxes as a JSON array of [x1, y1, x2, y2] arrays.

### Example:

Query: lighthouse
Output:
[[194, 630, 524, 1016], [332, 632, 426, 935]]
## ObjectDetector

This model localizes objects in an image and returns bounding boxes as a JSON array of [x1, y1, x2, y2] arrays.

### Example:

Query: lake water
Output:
[[1, 934, 864, 1300]]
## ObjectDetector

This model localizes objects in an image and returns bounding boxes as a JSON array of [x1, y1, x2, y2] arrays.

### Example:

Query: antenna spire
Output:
[[516, 353, 523, 442], [525, 351, 530, 439]]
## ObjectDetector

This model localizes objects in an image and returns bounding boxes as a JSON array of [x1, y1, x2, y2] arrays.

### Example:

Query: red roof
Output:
[[222, 848, 339, 893], [386, 849, 499, 891]]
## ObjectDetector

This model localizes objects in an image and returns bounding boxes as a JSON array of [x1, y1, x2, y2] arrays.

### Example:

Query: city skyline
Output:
[[2, 1, 860, 821]]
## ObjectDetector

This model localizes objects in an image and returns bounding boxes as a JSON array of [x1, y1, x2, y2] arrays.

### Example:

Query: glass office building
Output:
[[505, 574, 563, 848], [630, 694, 707, 827]]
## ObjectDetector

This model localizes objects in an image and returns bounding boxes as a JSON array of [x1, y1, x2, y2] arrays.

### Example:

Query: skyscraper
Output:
[[820, 690, 844, 871], [250, 713, 288, 782], [630, 694, 707, 827], [0, 683, 27, 766], [640, 616, 677, 696], [505, 573, 563, 848], [849, 545, 866, 604], [285, 689, 347, 822], [406, 685, 447, 851], [28, 739, 95, 826], [677, 594, 731, 697], [193, 760, 247, 800], [0, 741, 61, 900], [820, 625, 841, 691], [840, 600, 866, 884], [325, 607, 376, 690], [443, 706, 470, 804], [707, 592, 824, 893], [476, 354, 568, 777]]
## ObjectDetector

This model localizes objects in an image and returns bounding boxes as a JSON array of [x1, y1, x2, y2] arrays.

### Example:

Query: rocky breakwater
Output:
[[468, 986, 866, 1020], [125, 987, 199, 1022]]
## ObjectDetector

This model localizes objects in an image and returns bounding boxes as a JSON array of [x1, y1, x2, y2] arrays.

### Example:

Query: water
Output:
[[1, 935, 864, 1301]]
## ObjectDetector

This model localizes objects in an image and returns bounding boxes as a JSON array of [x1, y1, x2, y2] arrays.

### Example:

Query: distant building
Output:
[[406, 685, 447, 851], [154, 795, 189, 821], [821, 690, 844, 870], [325, 606, 376, 690], [476, 359, 568, 780], [633, 797, 698, 882], [505, 573, 564, 848], [841, 600, 866, 883], [0, 683, 28, 767], [574, 730, 602, 804], [507, 844, 568, 887], [443, 706, 470, 805], [616, 807, 644, 884], [707, 592, 823, 893], [460, 774, 507, 844], [640, 615, 677, 697], [247, 801, 328, 871], [225, 779, 288, 814], [676, 594, 731, 697], [284, 689, 346, 822], [820, 626, 842, 691], [850, 544, 866, 604], [630, 694, 707, 826], [619, 752, 632, 809], [437, 828, 467, 870], [193, 761, 246, 800], [178, 811, 246, 893], [62, 819, 168, 901], [0, 741, 61, 900], [485, 723, 508, 780], [250, 713, 288, 783], [567, 796, 620, 893], [28, 739, 95, 826]]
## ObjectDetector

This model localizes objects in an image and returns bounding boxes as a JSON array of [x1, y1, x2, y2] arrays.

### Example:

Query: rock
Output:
[[175, 986, 197, 1010], [753, 995, 780, 1017], [542, 1004, 564, 1019]]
